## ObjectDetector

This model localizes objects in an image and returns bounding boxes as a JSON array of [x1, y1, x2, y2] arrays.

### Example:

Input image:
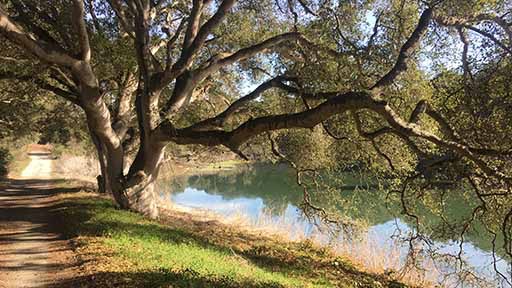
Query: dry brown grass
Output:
[[53, 154, 99, 182], [159, 201, 442, 287]]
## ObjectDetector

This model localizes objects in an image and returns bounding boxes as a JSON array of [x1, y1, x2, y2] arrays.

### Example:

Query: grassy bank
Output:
[[56, 192, 407, 288]]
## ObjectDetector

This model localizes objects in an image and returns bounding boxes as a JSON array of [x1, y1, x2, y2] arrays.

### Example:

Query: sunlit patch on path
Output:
[[0, 148, 77, 287]]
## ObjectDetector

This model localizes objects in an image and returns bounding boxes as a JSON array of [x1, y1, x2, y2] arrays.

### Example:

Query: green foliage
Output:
[[0, 138, 33, 177], [1, 0, 511, 279], [0, 147, 12, 177], [276, 127, 335, 170], [0, 77, 88, 146]]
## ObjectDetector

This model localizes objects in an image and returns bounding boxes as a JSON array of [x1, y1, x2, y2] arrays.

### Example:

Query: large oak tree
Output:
[[1, 1, 511, 279]]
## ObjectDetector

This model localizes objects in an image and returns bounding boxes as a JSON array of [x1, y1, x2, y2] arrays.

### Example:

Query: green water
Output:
[[157, 163, 511, 286]]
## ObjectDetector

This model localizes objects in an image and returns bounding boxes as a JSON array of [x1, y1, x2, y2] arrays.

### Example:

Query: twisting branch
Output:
[[352, 111, 396, 171], [188, 0, 235, 52], [326, 6, 360, 52], [187, 74, 343, 131], [463, 25, 512, 55], [457, 27, 473, 82], [408, 99, 512, 157], [87, 0, 102, 34], [296, 0, 316, 16], [164, 17, 187, 69], [49, 67, 79, 93], [162, 32, 308, 113], [365, 11, 382, 53], [268, 132, 349, 230], [34, 80, 81, 106], [435, 13, 512, 55], [203, 32, 301, 72]]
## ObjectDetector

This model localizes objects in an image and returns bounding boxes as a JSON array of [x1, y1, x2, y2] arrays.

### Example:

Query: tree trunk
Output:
[[91, 132, 110, 194], [79, 65, 165, 219], [79, 78, 126, 207], [111, 141, 166, 219]]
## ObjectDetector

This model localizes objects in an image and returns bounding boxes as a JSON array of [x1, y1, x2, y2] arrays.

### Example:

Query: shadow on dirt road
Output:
[[0, 152, 83, 288]]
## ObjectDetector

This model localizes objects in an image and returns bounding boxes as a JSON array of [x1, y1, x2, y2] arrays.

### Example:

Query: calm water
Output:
[[157, 164, 511, 287]]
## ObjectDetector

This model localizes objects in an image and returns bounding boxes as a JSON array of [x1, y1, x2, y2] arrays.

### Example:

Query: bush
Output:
[[0, 147, 12, 177]]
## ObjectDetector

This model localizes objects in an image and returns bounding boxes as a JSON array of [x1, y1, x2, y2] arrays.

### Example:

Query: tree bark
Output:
[[90, 131, 110, 194], [120, 141, 166, 219]]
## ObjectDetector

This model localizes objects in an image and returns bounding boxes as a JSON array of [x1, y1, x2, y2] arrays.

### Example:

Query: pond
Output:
[[157, 163, 511, 287]]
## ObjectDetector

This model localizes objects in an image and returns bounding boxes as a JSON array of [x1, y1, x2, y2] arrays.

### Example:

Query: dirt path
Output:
[[0, 152, 77, 288]]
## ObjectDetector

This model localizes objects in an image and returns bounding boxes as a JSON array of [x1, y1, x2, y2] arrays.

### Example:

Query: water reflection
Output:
[[157, 164, 511, 287]]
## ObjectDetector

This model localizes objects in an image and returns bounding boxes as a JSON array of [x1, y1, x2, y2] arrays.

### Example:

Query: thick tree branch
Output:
[[162, 32, 303, 113], [0, 5, 78, 67], [371, 8, 433, 90], [157, 88, 507, 179], [157, 91, 368, 147], [183, 0, 205, 49], [187, 74, 344, 131], [72, 0, 92, 62], [159, 0, 236, 88], [191, 0, 235, 47], [206, 32, 301, 71], [191, 76, 292, 130], [108, 0, 135, 37]]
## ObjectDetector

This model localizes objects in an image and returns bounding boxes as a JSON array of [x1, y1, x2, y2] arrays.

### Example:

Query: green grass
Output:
[[57, 194, 405, 288]]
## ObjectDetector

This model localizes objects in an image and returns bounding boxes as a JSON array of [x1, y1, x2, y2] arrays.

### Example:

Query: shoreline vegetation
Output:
[[2, 148, 418, 287], [46, 153, 418, 288], [56, 190, 410, 288]]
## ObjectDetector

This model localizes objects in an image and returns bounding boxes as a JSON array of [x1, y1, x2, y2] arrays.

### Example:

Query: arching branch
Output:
[[0, 71, 80, 105], [162, 32, 305, 113], [0, 5, 78, 67]]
